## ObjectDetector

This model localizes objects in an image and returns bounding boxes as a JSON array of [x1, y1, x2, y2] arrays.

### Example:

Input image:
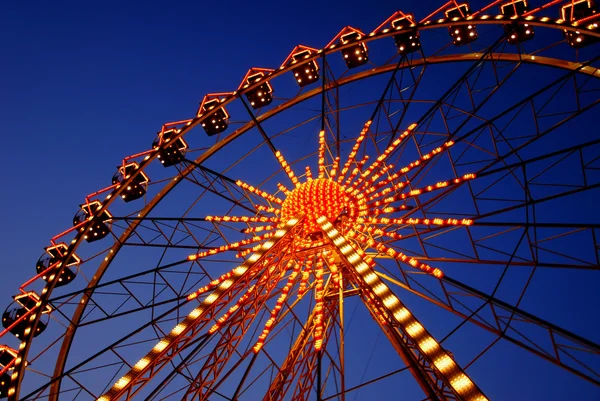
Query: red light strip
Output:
[[236, 180, 283, 205], [366, 178, 409, 201], [338, 120, 371, 183], [472, 0, 507, 16], [313, 256, 325, 350], [279, 45, 319, 68], [523, 0, 565, 16], [253, 262, 301, 353], [188, 232, 276, 261], [325, 26, 368, 48], [371, 11, 415, 34], [318, 130, 326, 178], [243, 225, 276, 234], [343, 155, 370, 187], [254, 205, 280, 214], [352, 124, 416, 190], [123, 149, 154, 162], [367, 217, 473, 226], [205, 216, 279, 223], [348, 231, 443, 278], [275, 151, 300, 186], [419, 1, 456, 22]]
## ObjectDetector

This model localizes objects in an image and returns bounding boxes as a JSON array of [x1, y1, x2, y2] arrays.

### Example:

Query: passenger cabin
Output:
[[291, 50, 320, 87], [199, 99, 229, 136], [561, 0, 599, 47], [0, 346, 18, 398], [391, 15, 421, 55], [2, 293, 51, 339], [73, 201, 112, 243], [245, 72, 273, 109], [36, 243, 79, 287], [153, 129, 188, 167], [112, 162, 149, 202], [501, 0, 534, 44], [340, 31, 369, 69], [445, 4, 478, 46]]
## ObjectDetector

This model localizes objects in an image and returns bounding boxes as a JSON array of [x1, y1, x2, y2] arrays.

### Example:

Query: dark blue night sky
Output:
[[2, 1, 600, 400]]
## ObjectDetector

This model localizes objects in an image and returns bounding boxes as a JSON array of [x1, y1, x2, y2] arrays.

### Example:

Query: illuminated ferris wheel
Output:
[[2, 1, 600, 400]]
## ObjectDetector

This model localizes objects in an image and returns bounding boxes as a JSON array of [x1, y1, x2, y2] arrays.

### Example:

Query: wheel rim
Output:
[[5, 7, 600, 401]]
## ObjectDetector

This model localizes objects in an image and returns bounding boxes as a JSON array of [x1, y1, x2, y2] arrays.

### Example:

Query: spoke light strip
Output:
[[317, 215, 488, 401], [96, 217, 301, 401]]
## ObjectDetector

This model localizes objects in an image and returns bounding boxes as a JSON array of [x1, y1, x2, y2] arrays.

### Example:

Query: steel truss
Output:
[[5, 3, 600, 401]]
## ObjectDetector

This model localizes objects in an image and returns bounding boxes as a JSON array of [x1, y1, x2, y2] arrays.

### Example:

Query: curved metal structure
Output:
[[3, 2, 600, 400]]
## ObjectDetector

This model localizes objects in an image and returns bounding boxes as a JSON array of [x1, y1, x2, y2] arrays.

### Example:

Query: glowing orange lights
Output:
[[236, 180, 283, 204], [188, 232, 276, 262], [313, 257, 325, 351], [318, 130, 326, 177], [276, 151, 300, 186], [281, 179, 357, 233], [339, 120, 371, 182], [253, 263, 301, 353], [191, 119, 480, 360]]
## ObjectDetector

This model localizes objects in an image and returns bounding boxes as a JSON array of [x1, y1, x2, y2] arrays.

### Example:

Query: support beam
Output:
[[95, 216, 303, 401], [318, 215, 488, 401]]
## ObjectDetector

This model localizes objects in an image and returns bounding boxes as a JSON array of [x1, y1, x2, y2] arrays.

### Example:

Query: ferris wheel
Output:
[[2, 0, 600, 400]]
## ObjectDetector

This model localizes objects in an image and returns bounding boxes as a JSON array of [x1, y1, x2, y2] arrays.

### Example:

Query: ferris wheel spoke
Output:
[[395, 54, 600, 219], [92, 218, 302, 401], [322, 367, 413, 401], [397, 224, 600, 271], [367, 55, 407, 126], [180, 258, 292, 400], [386, 32, 509, 148], [20, 294, 197, 401], [10, 7, 600, 400], [378, 269, 600, 386], [263, 306, 319, 401], [45, 258, 195, 326], [386, 57, 428, 136], [456, 56, 600, 171], [239, 95, 278, 155], [181, 159, 257, 214], [319, 217, 489, 400]]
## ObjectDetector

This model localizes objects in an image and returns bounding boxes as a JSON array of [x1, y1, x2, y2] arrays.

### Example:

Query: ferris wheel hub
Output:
[[281, 178, 355, 233]]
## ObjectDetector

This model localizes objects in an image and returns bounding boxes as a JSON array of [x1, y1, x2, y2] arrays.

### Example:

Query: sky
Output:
[[1, 0, 600, 400]]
